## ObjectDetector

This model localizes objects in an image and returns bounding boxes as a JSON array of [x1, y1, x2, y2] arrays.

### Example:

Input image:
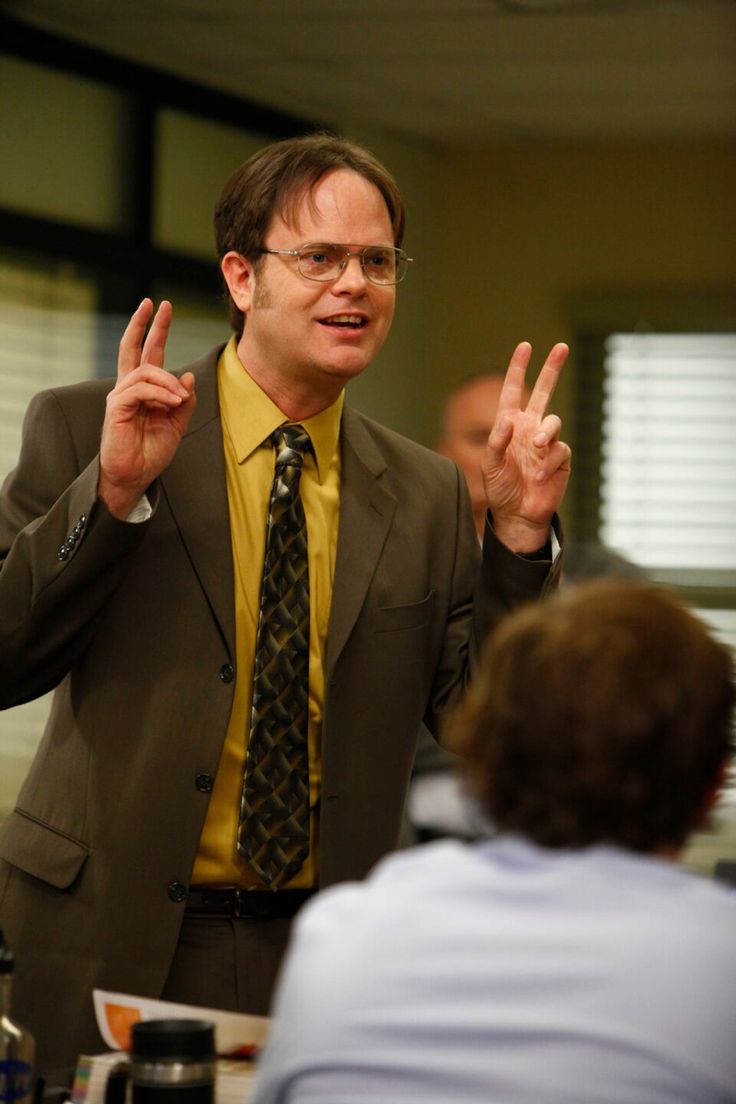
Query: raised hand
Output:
[[481, 341, 571, 553], [99, 299, 196, 519]]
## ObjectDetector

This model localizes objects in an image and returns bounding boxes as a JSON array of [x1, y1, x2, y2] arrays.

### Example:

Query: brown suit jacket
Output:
[[0, 347, 560, 1070]]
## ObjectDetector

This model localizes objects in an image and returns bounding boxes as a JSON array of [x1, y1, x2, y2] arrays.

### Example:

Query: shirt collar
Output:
[[218, 337, 344, 483]]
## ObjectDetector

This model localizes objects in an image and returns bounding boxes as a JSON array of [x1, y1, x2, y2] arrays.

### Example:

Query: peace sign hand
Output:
[[481, 341, 571, 553], [99, 299, 197, 519]]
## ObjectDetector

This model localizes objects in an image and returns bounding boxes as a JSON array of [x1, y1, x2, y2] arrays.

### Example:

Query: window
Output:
[[600, 331, 736, 652], [573, 322, 736, 837]]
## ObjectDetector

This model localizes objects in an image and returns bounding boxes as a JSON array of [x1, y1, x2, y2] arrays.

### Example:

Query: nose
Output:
[[332, 253, 368, 293]]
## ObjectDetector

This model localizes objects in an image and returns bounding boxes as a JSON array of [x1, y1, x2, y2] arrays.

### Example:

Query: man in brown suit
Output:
[[0, 135, 570, 1074]]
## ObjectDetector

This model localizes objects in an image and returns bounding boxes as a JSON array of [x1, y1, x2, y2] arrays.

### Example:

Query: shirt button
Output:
[[168, 882, 187, 903], [195, 773, 214, 793], [219, 664, 234, 683]]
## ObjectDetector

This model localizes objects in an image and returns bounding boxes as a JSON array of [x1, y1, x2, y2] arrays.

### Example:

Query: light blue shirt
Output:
[[251, 836, 736, 1104]]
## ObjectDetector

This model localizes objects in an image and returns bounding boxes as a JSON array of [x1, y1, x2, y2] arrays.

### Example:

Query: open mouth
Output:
[[319, 315, 367, 329]]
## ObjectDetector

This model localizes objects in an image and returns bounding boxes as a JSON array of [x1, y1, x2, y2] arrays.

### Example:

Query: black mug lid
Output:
[[131, 1020, 215, 1060]]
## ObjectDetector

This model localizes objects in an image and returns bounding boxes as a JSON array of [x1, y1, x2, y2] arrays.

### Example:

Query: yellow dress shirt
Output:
[[192, 338, 342, 889]]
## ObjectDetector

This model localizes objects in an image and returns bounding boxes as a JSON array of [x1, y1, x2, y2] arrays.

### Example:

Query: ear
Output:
[[221, 251, 257, 315]]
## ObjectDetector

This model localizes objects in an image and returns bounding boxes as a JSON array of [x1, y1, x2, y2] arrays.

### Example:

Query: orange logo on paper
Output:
[[104, 1003, 142, 1050]]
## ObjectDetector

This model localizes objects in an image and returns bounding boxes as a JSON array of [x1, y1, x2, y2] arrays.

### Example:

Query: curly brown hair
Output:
[[214, 132, 405, 336], [449, 579, 734, 852]]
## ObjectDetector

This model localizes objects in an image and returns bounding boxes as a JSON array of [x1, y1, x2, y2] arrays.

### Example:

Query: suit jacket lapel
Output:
[[159, 346, 236, 657], [325, 406, 397, 678]]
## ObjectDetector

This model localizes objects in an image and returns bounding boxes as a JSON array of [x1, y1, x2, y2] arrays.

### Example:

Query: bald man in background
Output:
[[405, 373, 645, 844], [439, 373, 645, 576]]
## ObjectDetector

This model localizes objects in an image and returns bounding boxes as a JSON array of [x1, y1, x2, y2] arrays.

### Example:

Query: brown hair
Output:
[[214, 132, 405, 335], [450, 579, 734, 852]]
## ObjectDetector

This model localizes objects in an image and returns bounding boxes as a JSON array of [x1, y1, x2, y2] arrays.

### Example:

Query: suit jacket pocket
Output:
[[0, 809, 89, 890], [374, 590, 435, 633]]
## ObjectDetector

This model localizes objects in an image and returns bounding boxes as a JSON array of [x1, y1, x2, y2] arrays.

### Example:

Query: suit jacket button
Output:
[[219, 664, 234, 683], [195, 773, 213, 793], [168, 881, 187, 903]]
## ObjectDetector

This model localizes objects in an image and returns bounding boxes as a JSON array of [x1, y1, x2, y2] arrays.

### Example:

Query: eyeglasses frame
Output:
[[259, 242, 413, 286]]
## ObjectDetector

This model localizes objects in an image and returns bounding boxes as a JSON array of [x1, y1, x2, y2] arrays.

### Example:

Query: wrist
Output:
[[98, 475, 149, 521], [490, 513, 551, 555]]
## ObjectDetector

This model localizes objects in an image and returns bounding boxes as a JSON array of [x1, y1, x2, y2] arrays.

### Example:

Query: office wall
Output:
[[425, 140, 736, 444]]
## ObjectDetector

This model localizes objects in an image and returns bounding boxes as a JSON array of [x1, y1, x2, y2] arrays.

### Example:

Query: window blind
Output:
[[599, 330, 736, 658], [600, 332, 736, 575]]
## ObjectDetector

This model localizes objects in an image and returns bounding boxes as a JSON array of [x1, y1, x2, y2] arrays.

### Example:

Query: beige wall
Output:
[[302, 136, 736, 454], [421, 140, 736, 447]]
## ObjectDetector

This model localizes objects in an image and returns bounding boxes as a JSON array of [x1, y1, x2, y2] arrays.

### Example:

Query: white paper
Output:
[[93, 988, 270, 1056]]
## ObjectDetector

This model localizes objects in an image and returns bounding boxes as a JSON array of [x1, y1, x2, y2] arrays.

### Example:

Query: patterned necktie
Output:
[[238, 424, 311, 887]]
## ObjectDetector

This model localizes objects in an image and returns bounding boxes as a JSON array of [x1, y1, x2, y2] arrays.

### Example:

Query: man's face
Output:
[[235, 169, 396, 406]]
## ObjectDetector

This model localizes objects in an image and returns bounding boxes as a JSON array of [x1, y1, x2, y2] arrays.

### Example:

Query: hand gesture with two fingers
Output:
[[482, 341, 571, 553], [99, 299, 197, 519]]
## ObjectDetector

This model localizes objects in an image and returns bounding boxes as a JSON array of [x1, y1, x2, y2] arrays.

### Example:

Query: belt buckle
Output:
[[199, 890, 232, 916], [233, 890, 270, 919]]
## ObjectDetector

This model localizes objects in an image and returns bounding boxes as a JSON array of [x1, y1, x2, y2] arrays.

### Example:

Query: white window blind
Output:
[[600, 332, 736, 664], [601, 332, 736, 574]]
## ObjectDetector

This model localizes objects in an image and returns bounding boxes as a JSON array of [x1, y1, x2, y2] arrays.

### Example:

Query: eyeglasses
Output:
[[260, 242, 413, 286]]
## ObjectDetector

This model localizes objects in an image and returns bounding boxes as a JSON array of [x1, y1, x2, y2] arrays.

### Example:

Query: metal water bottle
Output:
[[130, 1020, 215, 1104], [0, 932, 35, 1104]]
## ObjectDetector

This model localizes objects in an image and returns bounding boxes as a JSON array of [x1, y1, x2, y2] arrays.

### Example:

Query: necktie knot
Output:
[[272, 425, 310, 472]]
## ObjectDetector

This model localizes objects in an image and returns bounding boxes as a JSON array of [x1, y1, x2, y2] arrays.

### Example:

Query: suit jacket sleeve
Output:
[[0, 384, 149, 707], [423, 472, 562, 742]]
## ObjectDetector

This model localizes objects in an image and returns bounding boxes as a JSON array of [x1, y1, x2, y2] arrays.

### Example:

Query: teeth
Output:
[[328, 315, 363, 325]]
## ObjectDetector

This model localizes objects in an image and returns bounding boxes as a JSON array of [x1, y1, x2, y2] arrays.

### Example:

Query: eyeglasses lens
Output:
[[296, 244, 404, 285]]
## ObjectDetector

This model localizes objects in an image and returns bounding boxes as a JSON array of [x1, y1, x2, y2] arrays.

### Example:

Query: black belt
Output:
[[185, 888, 315, 920]]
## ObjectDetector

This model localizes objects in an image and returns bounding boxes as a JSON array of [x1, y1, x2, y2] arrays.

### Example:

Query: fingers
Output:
[[496, 342, 533, 415], [525, 343, 568, 419], [532, 414, 562, 448], [484, 414, 514, 467], [107, 365, 192, 421], [111, 378, 186, 412], [117, 299, 173, 379], [141, 300, 173, 369], [118, 299, 153, 377], [534, 440, 572, 484]]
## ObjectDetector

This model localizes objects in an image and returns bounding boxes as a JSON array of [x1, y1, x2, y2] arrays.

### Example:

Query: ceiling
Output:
[[5, 0, 736, 144]]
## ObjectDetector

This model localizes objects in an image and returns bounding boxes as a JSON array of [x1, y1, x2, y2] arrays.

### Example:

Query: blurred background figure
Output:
[[251, 579, 736, 1104], [437, 372, 645, 575], [404, 372, 646, 845]]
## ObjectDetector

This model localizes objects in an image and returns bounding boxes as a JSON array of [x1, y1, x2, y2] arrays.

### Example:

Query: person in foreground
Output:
[[0, 134, 570, 1073], [252, 579, 736, 1104]]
